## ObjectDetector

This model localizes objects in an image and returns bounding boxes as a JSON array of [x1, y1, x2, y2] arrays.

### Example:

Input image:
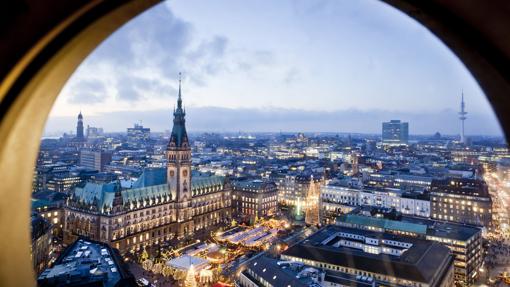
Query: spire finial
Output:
[[177, 72, 182, 108]]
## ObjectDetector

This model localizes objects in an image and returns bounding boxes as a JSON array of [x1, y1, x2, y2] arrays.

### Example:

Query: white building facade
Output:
[[321, 184, 431, 222]]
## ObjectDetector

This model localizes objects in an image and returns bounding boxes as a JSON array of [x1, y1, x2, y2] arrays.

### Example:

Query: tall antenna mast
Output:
[[459, 91, 468, 144]]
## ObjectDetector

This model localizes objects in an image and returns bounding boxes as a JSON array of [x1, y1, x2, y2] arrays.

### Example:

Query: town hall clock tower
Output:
[[167, 74, 194, 239]]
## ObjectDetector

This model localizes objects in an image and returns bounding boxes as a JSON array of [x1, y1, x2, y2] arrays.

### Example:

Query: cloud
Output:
[[88, 3, 192, 69], [284, 67, 300, 84], [62, 3, 230, 105], [253, 50, 274, 65], [67, 79, 107, 104], [187, 36, 228, 62], [184, 35, 229, 86], [116, 83, 140, 101], [114, 76, 177, 102]]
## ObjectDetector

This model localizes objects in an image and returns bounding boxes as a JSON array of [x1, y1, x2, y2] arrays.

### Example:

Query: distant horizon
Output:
[[42, 130, 505, 138], [44, 105, 504, 137], [43, 124, 504, 139]]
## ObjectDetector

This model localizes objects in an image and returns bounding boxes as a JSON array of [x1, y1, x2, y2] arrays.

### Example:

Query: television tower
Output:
[[459, 91, 467, 144]]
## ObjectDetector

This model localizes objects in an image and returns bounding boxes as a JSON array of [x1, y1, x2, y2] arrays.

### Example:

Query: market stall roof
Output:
[[166, 255, 209, 271]]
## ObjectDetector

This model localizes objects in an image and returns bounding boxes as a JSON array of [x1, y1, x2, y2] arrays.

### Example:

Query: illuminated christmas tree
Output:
[[184, 264, 197, 287], [305, 177, 320, 226], [140, 247, 149, 263]]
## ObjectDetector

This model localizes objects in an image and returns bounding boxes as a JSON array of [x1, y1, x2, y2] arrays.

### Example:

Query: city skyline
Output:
[[45, 105, 504, 137], [45, 0, 503, 136]]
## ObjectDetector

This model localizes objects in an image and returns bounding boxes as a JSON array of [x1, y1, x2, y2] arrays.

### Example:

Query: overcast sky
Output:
[[45, 0, 503, 136]]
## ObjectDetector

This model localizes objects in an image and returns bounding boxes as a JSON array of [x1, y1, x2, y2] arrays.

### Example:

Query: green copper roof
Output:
[[338, 214, 427, 235], [192, 175, 224, 190], [122, 184, 171, 204], [132, 168, 167, 188], [31, 198, 54, 209], [132, 168, 225, 191], [74, 181, 119, 211], [71, 168, 226, 212]]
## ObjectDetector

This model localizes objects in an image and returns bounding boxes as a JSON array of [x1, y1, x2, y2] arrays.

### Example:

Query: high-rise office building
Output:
[[382, 120, 409, 146], [86, 125, 103, 139], [79, 150, 112, 172], [127, 123, 150, 147]]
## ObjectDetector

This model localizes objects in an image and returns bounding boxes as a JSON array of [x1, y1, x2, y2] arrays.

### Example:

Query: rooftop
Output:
[[342, 210, 482, 241], [38, 238, 135, 287], [245, 255, 395, 287], [243, 255, 322, 287], [402, 216, 482, 241], [70, 168, 226, 212], [167, 254, 209, 271], [232, 179, 276, 191], [337, 214, 428, 235], [282, 225, 452, 284]]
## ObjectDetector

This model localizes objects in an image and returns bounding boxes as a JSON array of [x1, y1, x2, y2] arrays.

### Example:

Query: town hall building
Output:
[[63, 79, 232, 253]]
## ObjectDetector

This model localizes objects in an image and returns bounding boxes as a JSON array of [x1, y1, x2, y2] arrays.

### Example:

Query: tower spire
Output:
[[168, 72, 188, 148], [178, 72, 182, 109]]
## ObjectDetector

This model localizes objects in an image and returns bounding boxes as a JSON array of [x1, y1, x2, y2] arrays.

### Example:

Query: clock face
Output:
[[170, 170, 175, 177], [183, 170, 188, 177]]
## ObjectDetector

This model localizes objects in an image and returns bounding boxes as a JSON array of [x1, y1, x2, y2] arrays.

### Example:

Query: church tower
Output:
[[76, 111, 84, 141], [167, 74, 193, 238]]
